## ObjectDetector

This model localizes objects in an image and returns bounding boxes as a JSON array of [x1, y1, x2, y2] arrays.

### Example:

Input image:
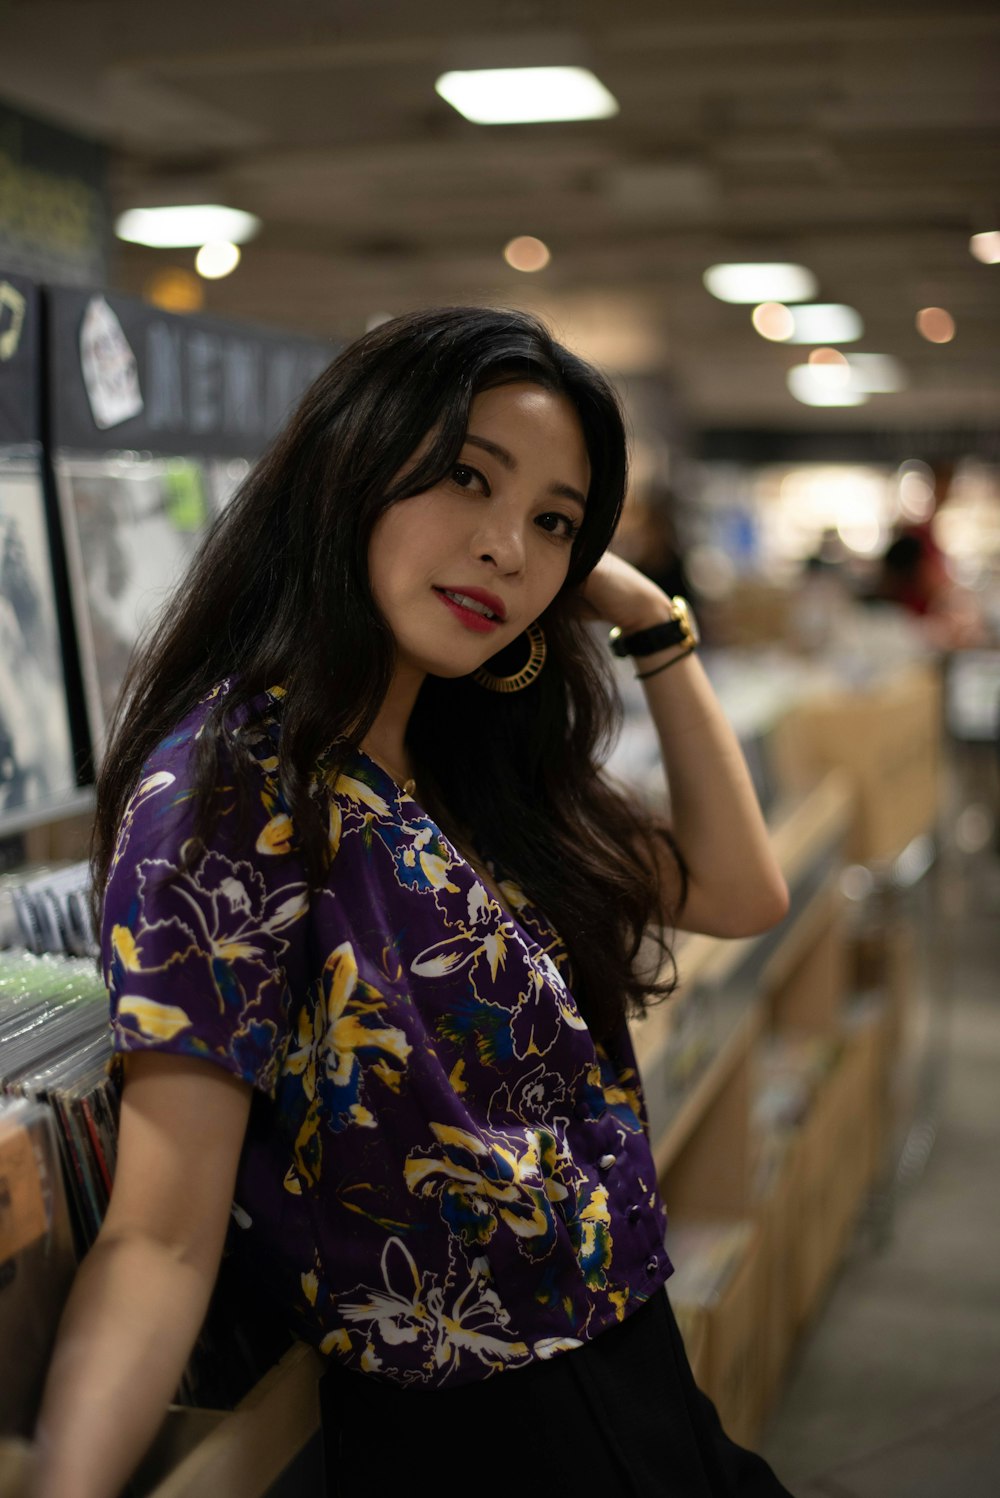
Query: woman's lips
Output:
[[434, 588, 503, 634]]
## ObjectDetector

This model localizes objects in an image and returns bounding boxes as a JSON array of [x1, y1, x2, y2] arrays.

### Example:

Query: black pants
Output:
[[318, 1288, 794, 1497]]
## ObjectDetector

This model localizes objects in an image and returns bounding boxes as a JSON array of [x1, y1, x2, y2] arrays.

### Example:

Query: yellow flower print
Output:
[[575, 1182, 614, 1288], [116, 996, 192, 1041], [257, 812, 293, 856], [285, 942, 411, 1180], [404, 1122, 558, 1252], [409, 903, 508, 987], [320, 1327, 351, 1356], [418, 850, 459, 891], [334, 774, 390, 818], [449, 1059, 467, 1095], [111, 924, 141, 971], [608, 1286, 630, 1321]]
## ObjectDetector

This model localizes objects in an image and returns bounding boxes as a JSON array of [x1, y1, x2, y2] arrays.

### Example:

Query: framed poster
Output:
[[54, 451, 218, 759], [0, 447, 78, 828]]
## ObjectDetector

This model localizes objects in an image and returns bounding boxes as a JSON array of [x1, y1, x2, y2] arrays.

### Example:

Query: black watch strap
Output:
[[609, 597, 698, 657]]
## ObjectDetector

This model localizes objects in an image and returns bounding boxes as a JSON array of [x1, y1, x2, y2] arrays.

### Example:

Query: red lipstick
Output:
[[433, 586, 507, 633]]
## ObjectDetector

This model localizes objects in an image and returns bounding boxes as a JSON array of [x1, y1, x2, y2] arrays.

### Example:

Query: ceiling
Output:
[[2, 0, 999, 436]]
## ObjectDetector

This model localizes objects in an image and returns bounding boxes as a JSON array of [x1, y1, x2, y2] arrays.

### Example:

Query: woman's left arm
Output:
[[579, 553, 790, 939]]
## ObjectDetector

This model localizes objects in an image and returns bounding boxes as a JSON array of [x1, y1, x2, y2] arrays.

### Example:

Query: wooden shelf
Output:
[[140, 1344, 324, 1498], [630, 768, 854, 1182], [629, 768, 867, 1440]]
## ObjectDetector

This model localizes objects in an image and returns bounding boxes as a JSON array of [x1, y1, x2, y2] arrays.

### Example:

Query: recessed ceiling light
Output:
[[969, 230, 1000, 265], [195, 242, 242, 279], [115, 205, 261, 249], [704, 263, 818, 304], [751, 302, 795, 341], [847, 353, 906, 393], [435, 67, 618, 125], [786, 304, 864, 344], [808, 347, 849, 368], [916, 307, 956, 343], [503, 236, 551, 272]]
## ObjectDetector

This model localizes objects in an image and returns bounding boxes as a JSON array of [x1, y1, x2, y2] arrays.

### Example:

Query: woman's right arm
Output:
[[29, 1052, 253, 1498]]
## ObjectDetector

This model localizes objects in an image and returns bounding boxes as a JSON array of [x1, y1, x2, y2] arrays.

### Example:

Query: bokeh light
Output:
[[896, 461, 936, 523], [969, 230, 1000, 265], [704, 263, 817, 304], [143, 267, 204, 313], [195, 242, 242, 279], [503, 236, 552, 272], [808, 347, 850, 369], [916, 307, 956, 343], [751, 302, 794, 341]]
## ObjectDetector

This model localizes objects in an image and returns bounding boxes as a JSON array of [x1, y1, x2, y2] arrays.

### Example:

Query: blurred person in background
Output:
[[876, 526, 988, 651]]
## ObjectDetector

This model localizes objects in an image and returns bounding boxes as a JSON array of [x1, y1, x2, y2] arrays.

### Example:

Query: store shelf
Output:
[[631, 767, 854, 1182], [135, 1343, 324, 1498]]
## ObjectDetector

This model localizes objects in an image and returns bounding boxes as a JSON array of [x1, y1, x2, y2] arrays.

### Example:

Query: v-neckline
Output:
[[353, 747, 543, 939]]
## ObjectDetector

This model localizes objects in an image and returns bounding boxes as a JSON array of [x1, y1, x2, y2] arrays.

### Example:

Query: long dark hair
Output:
[[91, 306, 686, 1040]]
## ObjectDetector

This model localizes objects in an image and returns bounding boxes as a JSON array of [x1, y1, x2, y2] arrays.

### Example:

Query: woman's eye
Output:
[[537, 512, 580, 541], [450, 463, 488, 494]]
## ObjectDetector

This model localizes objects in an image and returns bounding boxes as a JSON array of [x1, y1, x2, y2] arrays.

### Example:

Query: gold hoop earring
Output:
[[473, 622, 547, 694]]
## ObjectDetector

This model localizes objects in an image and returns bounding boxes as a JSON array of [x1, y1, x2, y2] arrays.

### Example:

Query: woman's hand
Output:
[[575, 551, 675, 635]]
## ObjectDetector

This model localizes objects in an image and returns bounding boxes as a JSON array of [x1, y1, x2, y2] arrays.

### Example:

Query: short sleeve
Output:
[[102, 704, 309, 1096]]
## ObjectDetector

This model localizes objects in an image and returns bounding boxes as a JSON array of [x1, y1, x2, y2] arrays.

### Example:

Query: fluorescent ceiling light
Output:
[[703, 262, 818, 304], [435, 67, 618, 125], [787, 303, 864, 344], [115, 205, 262, 248], [787, 351, 905, 405], [787, 365, 868, 407], [846, 353, 906, 393]]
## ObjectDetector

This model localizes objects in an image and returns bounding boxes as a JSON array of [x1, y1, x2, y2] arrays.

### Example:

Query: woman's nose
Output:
[[470, 508, 526, 574]]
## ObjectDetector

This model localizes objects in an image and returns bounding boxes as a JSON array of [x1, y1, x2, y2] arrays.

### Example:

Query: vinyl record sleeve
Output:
[[0, 1100, 76, 1437], [0, 447, 78, 833]]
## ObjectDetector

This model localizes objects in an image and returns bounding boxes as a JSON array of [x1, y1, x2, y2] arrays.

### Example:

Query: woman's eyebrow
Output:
[[465, 433, 588, 509]]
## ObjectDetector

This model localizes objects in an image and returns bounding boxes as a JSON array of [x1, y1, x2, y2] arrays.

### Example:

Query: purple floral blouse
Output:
[[103, 682, 672, 1388]]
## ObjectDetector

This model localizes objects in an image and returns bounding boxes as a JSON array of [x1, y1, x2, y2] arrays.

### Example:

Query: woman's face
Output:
[[369, 381, 591, 680]]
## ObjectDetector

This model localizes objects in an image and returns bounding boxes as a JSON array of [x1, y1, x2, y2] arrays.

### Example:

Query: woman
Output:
[[32, 307, 791, 1497]]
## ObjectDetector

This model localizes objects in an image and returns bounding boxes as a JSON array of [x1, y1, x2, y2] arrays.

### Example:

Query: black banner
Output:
[[48, 287, 334, 456], [0, 102, 109, 288], [0, 270, 40, 443]]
